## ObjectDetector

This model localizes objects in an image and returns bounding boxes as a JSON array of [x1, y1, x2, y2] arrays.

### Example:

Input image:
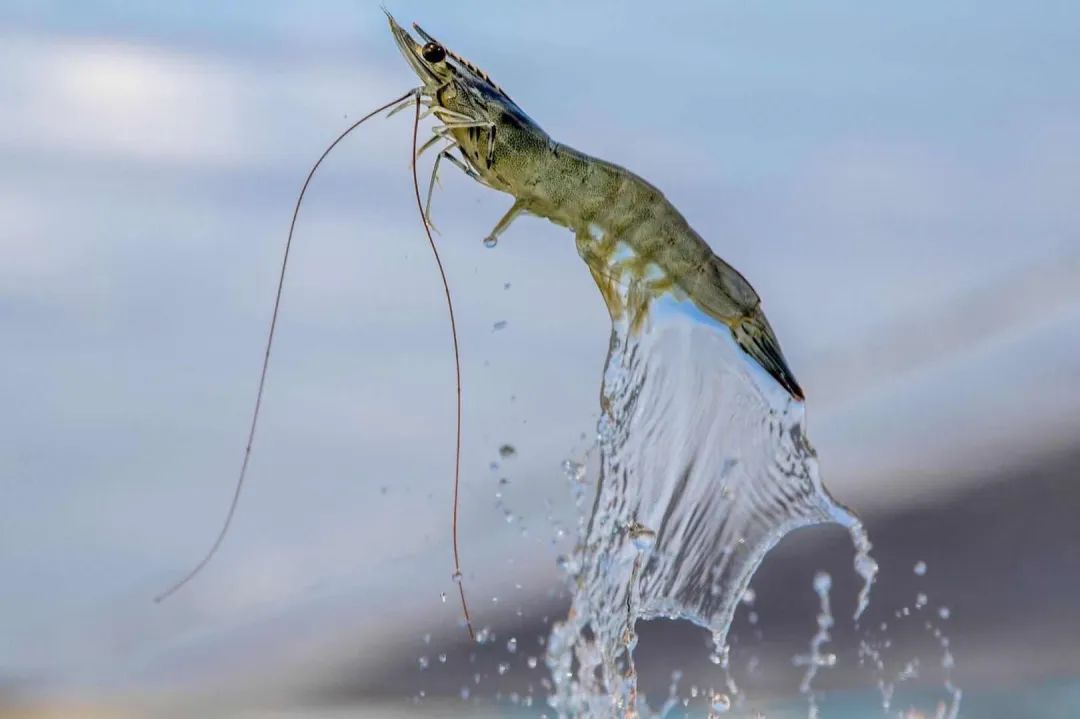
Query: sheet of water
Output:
[[544, 288, 877, 718], [417, 244, 961, 717], [411, 285, 964, 717]]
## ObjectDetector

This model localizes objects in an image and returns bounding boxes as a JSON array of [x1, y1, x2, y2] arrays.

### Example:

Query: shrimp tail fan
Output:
[[732, 312, 805, 401]]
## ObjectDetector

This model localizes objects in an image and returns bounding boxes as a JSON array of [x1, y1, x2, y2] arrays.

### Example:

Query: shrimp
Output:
[[159, 14, 806, 648], [386, 13, 806, 639], [388, 15, 804, 401]]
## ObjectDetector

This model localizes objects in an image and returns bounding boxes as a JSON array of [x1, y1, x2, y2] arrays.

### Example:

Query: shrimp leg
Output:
[[440, 148, 482, 183], [483, 198, 526, 246], [422, 144, 488, 230]]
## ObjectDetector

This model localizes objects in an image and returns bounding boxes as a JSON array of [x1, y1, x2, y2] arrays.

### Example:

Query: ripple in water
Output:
[[546, 282, 878, 717]]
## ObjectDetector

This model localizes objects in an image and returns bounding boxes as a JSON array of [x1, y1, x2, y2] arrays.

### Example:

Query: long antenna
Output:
[[155, 88, 419, 603], [409, 94, 474, 640]]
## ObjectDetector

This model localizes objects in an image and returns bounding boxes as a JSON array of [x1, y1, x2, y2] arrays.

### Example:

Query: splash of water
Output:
[[793, 572, 837, 719], [858, 561, 962, 719], [546, 277, 877, 717]]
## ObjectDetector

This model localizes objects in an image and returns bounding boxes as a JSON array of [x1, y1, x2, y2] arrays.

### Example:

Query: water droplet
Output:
[[813, 571, 832, 594], [741, 588, 756, 605], [915, 592, 928, 608], [498, 444, 516, 458], [418, 656, 429, 670], [459, 686, 471, 700], [438, 653, 447, 663], [938, 606, 951, 620], [483, 236, 498, 248], [452, 570, 463, 583], [561, 459, 586, 483], [493, 320, 508, 331], [497, 662, 510, 675], [527, 656, 538, 669], [914, 560, 928, 576], [440, 592, 447, 603], [422, 633, 431, 644], [507, 637, 518, 653], [475, 626, 492, 644]]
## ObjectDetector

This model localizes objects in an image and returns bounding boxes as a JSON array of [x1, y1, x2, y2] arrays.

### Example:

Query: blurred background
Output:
[[2, 1, 1078, 717]]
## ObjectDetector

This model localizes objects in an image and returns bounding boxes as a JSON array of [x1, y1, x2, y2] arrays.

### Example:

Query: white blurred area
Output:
[[1, 2, 1078, 717]]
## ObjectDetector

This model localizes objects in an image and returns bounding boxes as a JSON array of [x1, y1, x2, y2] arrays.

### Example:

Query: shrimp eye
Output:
[[422, 42, 446, 63]]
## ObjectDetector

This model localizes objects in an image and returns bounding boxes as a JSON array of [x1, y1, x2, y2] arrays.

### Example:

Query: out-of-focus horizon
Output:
[[2, 1, 1078, 716]]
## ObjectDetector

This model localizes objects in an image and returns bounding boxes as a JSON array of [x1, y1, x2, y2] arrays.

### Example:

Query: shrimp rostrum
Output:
[[389, 13, 804, 400]]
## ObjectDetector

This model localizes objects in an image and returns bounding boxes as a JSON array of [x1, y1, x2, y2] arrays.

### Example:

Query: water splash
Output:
[[857, 562, 961, 718], [793, 572, 837, 719], [546, 284, 877, 717]]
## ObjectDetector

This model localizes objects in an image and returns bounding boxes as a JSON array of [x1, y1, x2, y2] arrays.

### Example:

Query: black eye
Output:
[[421, 42, 446, 63]]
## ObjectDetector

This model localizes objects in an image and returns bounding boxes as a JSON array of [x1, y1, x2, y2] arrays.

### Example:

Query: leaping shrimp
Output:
[[157, 12, 805, 644], [386, 13, 805, 636], [387, 15, 803, 401]]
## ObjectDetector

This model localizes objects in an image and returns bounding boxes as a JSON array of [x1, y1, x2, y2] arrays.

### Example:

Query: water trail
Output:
[[546, 271, 877, 717], [793, 572, 837, 719]]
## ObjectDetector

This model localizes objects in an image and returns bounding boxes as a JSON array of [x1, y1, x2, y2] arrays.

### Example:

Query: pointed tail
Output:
[[732, 312, 805, 401]]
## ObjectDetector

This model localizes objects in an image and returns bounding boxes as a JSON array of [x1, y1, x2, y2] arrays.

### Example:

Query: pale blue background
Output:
[[1, 1, 1078, 715]]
